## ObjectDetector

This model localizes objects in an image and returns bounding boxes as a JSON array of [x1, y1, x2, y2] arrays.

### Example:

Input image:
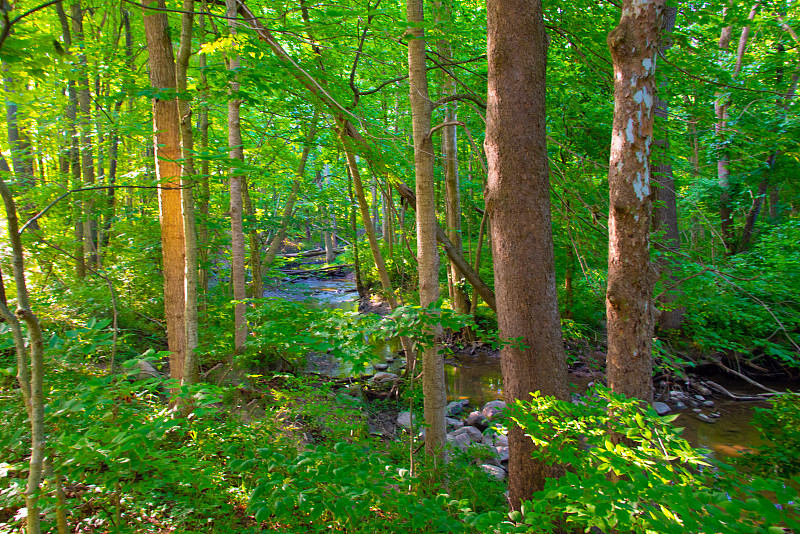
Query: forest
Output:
[[0, 0, 799, 532]]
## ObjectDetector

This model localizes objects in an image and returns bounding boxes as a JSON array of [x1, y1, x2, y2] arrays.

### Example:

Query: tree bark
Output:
[[143, 0, 187, 385], [177, 0, 199, 385], [485, 0, 569, 508], [606, 0, 664, 403], [227, 0, 247, 355], [408, 0, 446, 459]]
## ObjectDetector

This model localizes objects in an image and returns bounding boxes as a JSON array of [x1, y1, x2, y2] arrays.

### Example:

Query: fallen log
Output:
[[278, 247, 345, 258], [396, 182, 497, 312]]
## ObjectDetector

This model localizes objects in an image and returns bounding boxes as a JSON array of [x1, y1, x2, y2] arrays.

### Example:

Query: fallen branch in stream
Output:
[[705, 380, 782, 401], [712, 359, 782, 395], [278, 247, 345, 258]]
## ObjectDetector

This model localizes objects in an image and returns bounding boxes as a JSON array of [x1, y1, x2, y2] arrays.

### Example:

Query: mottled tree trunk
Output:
[[408, 0, 446, 459], [606, 0, 664, 403], [143, 0, 187, 385], [485, 0, 569, 508]]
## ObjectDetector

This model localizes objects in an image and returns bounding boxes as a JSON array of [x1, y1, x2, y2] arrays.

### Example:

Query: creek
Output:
[[270, 275, 772, 461]]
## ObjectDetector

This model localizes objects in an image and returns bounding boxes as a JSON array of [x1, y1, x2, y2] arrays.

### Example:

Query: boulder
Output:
[[446, 417, 464, 431], [371, 372, 399, 384], [481, 400, 507, 420], [446, 400, 467, 417], [652, 402, 671, 416], [479, 464, 506, 481], [446, 432, 472, 452], [134, 359, 161, 380], [373, 363, 390, 371], [396, 411, 417, 430], [452, 425, 483, 443], [481, 433, 509, 447], [495, 445, 509, 463], [465, 411, 489, 431], [470, 443, 502, 466]]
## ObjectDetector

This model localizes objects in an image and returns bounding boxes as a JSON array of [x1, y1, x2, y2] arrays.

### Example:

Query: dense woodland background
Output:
[[0, 0, 799, 532]]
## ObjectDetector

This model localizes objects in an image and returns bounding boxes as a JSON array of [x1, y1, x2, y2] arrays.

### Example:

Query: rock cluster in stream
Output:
[[397, 399, 510, 481], [648, 381, 721, 424]]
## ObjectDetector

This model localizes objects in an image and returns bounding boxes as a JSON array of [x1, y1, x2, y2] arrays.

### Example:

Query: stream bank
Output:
[[266, 273, 789, 461]]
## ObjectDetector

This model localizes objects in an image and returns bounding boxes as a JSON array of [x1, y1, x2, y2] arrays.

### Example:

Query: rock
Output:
[[479, 464, 506, 481], [692, 408, 702, 413], [446, 432, 472, 452], [134, 359, 161, 380], [481, 400, 507, 420], [385, 356, 395, 363], [675, 401, 687, 410], [446, 400, 466, 417], [693, 394, 705, 402], [446, 417, 464, 430], [669, 390, 687, 400], [709, 412, 721, 419], [464, 411, 489, 431], [452, 425, 483, 443], [652, 402, 671, 416], [373, 363, 390, 371], [481, 434, 509, 447], [696, 413, 716, 424], [703, 400, 715, 408], [470, 443, 502, 466], [396, 411, 417, 430], [371, 372, 399, 384], [495, 445, 509, 462]]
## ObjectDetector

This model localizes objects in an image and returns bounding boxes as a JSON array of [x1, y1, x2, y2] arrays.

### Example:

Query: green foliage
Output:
[[238, 442, 467, 533], [738, 392, 800, 478], [481, 386, 800, 534]]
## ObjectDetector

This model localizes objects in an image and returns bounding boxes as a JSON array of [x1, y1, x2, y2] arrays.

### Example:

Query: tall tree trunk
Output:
[[436, 0, 467, 317], [408, 0, 446, 459], [71, 1, 98, 267], [56, 1, 85, 279], [606, 0, 663, 403], [227, 0, 247, 355], [177, 0, 199, 385], [143, 0, 187, 386], [485, 0, 568, 508], [197, 0, 211, 300], [652, 6, 683, 332], [348, 170, 366, 298]]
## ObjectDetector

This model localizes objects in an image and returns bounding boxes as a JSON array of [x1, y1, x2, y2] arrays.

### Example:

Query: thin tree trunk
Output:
[[263, 111, 319, 266], [177, 0, 199, 385], [72, 1, 98, 267], [0, 171, 46, 534], [197, 0, 211, 300], [243, 179, 263, 299], [606, 0, 663, 403], [348, 171, 366, 298], [486, 0, 569, 508]]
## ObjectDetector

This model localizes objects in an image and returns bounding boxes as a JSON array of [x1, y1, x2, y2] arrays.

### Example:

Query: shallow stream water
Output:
[[272, 276, 779, 461]]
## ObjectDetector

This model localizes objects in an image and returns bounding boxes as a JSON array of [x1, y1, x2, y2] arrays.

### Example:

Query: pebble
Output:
[[703, 400, 715, 408], [692, 408, 702, 413], [694, 394, 705, 402], [675, 401, 687, 410], [696, 413, 716, 424]]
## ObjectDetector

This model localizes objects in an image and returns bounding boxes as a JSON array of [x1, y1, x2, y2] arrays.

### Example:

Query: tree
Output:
[[227, 0, 247, 355], [605, 0, 664, 403], [142, 0, 187, 385], [407, 0, 446, 457], [485, 0, 569, 508]]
